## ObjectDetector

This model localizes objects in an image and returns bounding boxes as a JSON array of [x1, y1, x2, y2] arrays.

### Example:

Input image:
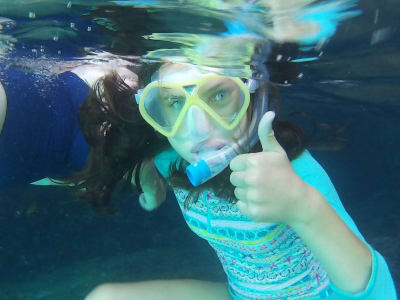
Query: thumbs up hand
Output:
[[230, 111, 312, 225]]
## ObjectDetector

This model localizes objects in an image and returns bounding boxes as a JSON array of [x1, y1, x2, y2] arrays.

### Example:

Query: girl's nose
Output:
[[184, 105, 212, 141]]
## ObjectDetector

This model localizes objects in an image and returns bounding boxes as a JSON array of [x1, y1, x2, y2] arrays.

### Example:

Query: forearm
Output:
[[290, 186, 372, 294]]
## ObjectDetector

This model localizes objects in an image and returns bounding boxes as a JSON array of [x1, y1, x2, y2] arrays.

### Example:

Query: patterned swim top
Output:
[[172, 187, 331, 300]]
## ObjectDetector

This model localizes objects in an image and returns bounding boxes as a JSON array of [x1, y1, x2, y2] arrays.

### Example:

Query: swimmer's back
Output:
[[0, 65, 137, 188], [0, 68, 90, 188]]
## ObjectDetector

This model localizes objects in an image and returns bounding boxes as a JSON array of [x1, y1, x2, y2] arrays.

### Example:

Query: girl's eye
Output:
[[166, 96, 185, 109], [211, 90, 227, 102]]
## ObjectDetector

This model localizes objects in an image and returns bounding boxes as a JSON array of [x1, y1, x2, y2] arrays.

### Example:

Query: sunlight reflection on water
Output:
[[0, 0, 360, 78]]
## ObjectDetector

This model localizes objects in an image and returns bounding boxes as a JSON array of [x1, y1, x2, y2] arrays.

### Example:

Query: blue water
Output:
[[0, 1, 399, 299]]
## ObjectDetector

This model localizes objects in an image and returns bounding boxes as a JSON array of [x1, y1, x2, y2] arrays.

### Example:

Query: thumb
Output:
[[258, 111, 283, 153]]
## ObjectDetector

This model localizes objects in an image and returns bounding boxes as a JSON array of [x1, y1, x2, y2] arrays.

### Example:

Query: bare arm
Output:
[[0, 81, 6, 134]]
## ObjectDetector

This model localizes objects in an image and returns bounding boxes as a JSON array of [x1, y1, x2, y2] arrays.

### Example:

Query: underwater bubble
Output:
[[374, 9, 379, 24], [371, 27, 393, 45], [28, 12, 36, 19]]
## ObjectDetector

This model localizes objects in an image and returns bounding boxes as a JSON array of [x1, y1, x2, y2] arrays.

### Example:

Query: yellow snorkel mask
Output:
[[135, 73, 251, 137]]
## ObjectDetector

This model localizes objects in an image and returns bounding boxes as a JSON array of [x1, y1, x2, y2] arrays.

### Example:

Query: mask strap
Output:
[[246, 78, 259, 93]]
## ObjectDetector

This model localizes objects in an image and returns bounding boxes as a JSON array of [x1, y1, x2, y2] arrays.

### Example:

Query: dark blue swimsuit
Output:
[[0, 68, 89, 188]]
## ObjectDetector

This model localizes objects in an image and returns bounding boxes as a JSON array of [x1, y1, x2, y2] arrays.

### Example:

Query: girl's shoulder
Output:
[[290, 150, 339, 198], [291, 150, 329, 178], [291, 150, 340, 204], [291, 150, 360, 234], [0, 80, 6, 134]]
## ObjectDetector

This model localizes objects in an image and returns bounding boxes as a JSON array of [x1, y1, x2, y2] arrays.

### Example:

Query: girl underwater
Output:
[[78, 57, 395, 299], [0, 50, 397, 299]]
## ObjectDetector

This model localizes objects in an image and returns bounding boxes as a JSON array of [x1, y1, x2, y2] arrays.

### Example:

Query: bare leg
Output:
[[85, 279, 232, 300]]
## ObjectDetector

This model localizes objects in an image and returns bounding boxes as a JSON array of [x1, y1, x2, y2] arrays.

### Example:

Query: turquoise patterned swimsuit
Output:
[[173, 187, 331, 299], [154, 149, 397, 300]]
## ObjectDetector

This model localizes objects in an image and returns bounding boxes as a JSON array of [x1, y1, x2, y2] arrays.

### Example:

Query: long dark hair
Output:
[[64, 72, 168, 213], [67, 47, 308, 212]]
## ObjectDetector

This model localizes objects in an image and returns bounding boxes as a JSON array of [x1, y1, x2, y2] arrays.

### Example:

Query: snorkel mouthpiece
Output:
[[186, 160, 211, 186], [186, 144, 238, 186]]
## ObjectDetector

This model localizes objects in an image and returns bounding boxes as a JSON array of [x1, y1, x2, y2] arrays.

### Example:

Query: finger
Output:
[[230, 153, 253, 172], [230, 171, 247, 188], [258, 111, 284, 153], [236, 200, 249, 216], [233, 187, 248, 202]]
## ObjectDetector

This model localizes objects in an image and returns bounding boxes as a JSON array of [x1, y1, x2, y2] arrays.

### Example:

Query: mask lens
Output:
[[143, 86, 187, 133], [140, 76, 248, 136], [197, 77, 245, 124]]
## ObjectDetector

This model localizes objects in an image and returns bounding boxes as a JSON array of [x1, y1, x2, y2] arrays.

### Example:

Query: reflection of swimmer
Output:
[[77, 61, 396, 299]]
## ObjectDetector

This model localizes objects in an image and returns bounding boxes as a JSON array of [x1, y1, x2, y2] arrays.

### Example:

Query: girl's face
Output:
[[157, 64, 250, 163]]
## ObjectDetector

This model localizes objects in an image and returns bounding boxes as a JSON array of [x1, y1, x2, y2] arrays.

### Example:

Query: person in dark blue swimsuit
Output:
[[0, 64, 166, 211], [0, 67, 90, 188], [0, 64, 142, 187]]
